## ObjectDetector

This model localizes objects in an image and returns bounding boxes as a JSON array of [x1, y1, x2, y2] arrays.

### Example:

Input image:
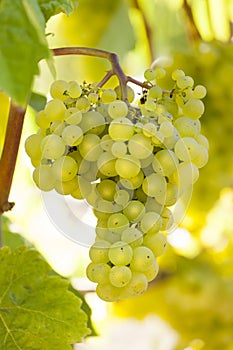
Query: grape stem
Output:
[[0, 103, 26, 215]]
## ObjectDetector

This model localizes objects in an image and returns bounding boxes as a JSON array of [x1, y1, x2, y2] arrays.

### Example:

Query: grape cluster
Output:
[[25, 67, 208, 301]]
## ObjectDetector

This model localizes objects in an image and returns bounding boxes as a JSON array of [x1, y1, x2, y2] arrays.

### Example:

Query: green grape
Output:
[[174, 137, 201, 162], [140, 153, 154, 169], [161, 207, 174, 231], [52, 156, 78, 182], [115, 155, 141, 178], [143, 232, 167, 257], [159, 121, 174, 137], [86, 262, 110, 284], [101, 88, 117, 103], [96, 283, 120, 302], [79, 110, 105, 135], [154, 67, 166, 79], [163, 129, 180, 149], [108, 100, 128, 119], [71, 176, 92, 199], [123, 200, 145, 223], [64, 107, 82, 125], [25, 134, 43, 160], [140, 211, 162, 234], [32, 164, 55, 191], [121, 227, 143, 247], [111, 141, 127, 158], [79, 134, 102, 161], [41, 134, 66, 160], [62, 125, 83, 146], [109, 265, 132, 287], [172, 161, 199, 188], [130, 246, 155, 272], [152, 150, 179, 177], [120, 170, 144, 190], [144, 99, 157, 112], [54, 176, 79, 195], [148, 86, 163, 99], [172, 69, 185, 80], [44, 99, 66, 121], [192, 145, 209, 168], [128, 134, 153, 159], [50, 121, 66, 135], [144, 68, 156, 81], [114, 85, 135, 103], [144, 260, 159, 282], [176, 75, 194, 89], [114, 189, 130, 207], [182, 98, 205, 119], [97, 152, 118, 177], [88, 92, 99, 104], [135, 187, 148, 203], [174, 117, 200, 137], [108, 241, 133, 265], [164, 182, 178, 206], [89, 240, 111, 263], [50, 80, 69, 101], [100, 135, 114, 152], [145, 197, 163, 214], [108, 117, 134, 141], [68, 80, 82, 98], [107, 213, 129, 234], [120, 272, 148, 298], [142, 173, 167, 198], [151, 131, 164, 146], [97, 180, 116, 201], [195, 134, 209, 150], [76, 97, 91, 113], [193, 85, 207, 99], [36, 110, 50, 129], [142, 123, 157, 138]]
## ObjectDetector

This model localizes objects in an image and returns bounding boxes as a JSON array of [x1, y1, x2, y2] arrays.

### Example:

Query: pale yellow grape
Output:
[[108, 100, 128, 119], [95, 199, 119, 215], [140, 212, 162, 234], [109, 266, 132, 287], [159, 121, 174, 137], [101, 88, 117, 103], [135, 187, 147, 203], [54, 176, 79, 195], [144, 260, 159, 282], [140, 153, 154, 169], [195, 134, 209, 150], [100, 135, 114, 152], [176, 75, 194, 89], [50, 80, 69, 101], [114, 189, 130, 207], [144, 68, 156, 81], [144, 99, 157, 112], [120, 272, 148, 298], [134, 122, 143, 134], [96, 283, 120, 302], [109, 241, 133, 265], [192, 145, 209, 168], [120, 170, 144, 190], [71, 176, 92, 199], [121, 227, 143, 247], [130, 246, 155, 272], [25, 134, 43, 160], [111, 141, 127, 158], [85, 186, 99, 207], [68, 81, 82, 98], [109, 117, 134, 141], [142, 173, 166, 198], [174, 137, 200, 161], [193, 85, 207, 99], [76, 97, 90, 113], [41, 134, 66, 160], [97, 179, 116, 201], [172, 69, 185, 80], [151, 131, 164, 146], [89, 240, 111, 263], [152, 150, 179, 177], [64, 107, 82, 125], [154, 67, 166, 79], [114, 85, 135, 103], [128, 133, 153, 159], [182, 98, 205, 119], [145, 197, 163, 215], [96, 103, 109, 118], [123, 200, 145, 223], [79, 134, 102, 162], [161, 207, 174, 231], [88, 92, 99, 104], [103, 230, 122, 244], [142, 122, 157, 138], [115, 155, 141, 178], [50, 121, 66, 135], [52, 156, 78, 182], [107, 213, 129, 234], [97, 152, 117, 177], [164, 183, 178, 206], [86, 262, 111, 284], [143, 233, 167, 257], [69, 150, 90, 174], [172, 161, 199, 188], [62, 125, 83, 146], [33, 164, 55, 191], [36, 110, 50, 129], [79, 110, 105, 135], [174, 116, 200, 137], [44, 99, 66, 121], [148, 86, 162, 99]]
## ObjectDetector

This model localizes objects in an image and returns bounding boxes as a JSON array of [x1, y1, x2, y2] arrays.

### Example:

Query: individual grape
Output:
[[115, 155, 141, 178], [44, 99, 66, 121], [111, 141, 127, 158], [41, 134, 66, 160], [108, 100, 128, 119], [135, 187, 148, 203], [109, 266, 132, 287], [70, 151, 90, 174], [88, 92, 99, 104], [140, 212, 162, 234], [120, 170, 144, 190], [142, 173, 167, 198], [64, 107, 82, 125], [114, 85, 135, 103], [164, 182, 178, 206], [152, 150, 179, 177], [76, 97, 91, 113], [163, 128, 180, 149], [140, 153, 154, 169], [174, 137, 201, 161], [144, 260, 159, 282], [121, 227, 143, 247], [52, 156, 78, 182], [176, 75, 194, 89], [71, 176, 92, 199], [174, 116, 200, 137], [97, 152, 118, 177], [86, 262, 111, 284], [114, 189, 130, 207], [142, 123, 157, 138], [32, 164, 55, 191], [50, 80, 69, 101], [97, 179, 116, 201], [50, 121, 66, 135], [193, 85, 207, 99], [62, 125, 83, 146], [143, 232, 167, 257], [130, 246, 155, 272], [123, 200, 145, 223], [151, 131, 164, 146], [101, 88, 117, 103], [108, 241, 133, 265], [89, 240, 111, 263], [148, 86, 163, 99], [107, 213, 129, 234], [182, 98, 205, 119], [100, 134, 114, 152], [144, 99, 157, 112], [109, 117, 134, 141], [144, 197, 163, 214], [192, 145, 209, 168], [68, 81, 82, 98], [159, 121, 174, 137], [36, 110, 51, 129], [54, 176, 79, 195], [154, 67, 166, 79], [120, 272, 148, 298], [172, 161, 199, 188], [144, 68, 156, 81], [79, 134, 102, 161], [128, 134, 153, 159], [25, 134, 43, 160], [96, 283, 120, 302], [79, 110, 105, 135], [172, 69, 185, 80], [195, 134, 209, 150]]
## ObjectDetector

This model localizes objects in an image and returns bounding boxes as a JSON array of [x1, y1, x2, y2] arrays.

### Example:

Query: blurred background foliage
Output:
[[1, 0, 233, 349]]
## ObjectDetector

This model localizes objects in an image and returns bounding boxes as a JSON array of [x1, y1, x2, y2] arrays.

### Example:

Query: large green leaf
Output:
[[38, 0, 78, 21], [1, 216, 26, 250], [0, 246, 90, 349]]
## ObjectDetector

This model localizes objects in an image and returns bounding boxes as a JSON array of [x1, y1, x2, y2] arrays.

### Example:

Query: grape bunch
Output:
[[25, 66, 208, 301]]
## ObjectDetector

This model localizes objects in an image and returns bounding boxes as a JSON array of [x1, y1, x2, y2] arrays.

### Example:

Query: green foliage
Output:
[[38, 0, 78, 21], [1, 216, 26, 250], [0, 246, 90, 349], [29, 92, 47, 112]]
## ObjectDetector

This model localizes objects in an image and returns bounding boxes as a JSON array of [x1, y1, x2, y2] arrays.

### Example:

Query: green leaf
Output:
[[38, 0, 78, 21], [0, 0, 50, 105], [1, 216, 26, 250], [0, 246, 90, 349], [29, 92, 47, 111]]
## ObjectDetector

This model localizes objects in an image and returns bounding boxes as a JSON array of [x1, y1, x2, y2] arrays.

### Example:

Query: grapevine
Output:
[[25, 47, 209, 302]]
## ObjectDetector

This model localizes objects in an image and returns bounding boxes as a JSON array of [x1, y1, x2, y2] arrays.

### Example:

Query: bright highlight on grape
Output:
[[25, 68, 209, 302]]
